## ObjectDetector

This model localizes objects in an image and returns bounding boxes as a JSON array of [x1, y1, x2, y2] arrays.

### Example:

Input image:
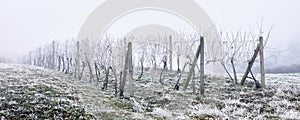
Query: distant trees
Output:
[[266, 64, 300, 73], [0, 56, 12, 63]]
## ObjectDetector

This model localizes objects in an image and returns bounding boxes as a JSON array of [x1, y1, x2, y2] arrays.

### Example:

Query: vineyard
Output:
[[0, 28, 289, 119], [22, 29, 269, 94]]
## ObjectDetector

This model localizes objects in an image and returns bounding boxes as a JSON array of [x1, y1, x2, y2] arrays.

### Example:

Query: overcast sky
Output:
[[0, 0, 299, 65]]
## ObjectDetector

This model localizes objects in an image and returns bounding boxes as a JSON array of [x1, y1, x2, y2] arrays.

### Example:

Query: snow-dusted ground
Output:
[[0, 63, 299, 119], [0, 63, 95, 119]]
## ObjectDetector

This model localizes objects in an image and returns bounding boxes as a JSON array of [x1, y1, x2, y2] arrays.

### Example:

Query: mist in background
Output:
[[0, 0, 299, 69]]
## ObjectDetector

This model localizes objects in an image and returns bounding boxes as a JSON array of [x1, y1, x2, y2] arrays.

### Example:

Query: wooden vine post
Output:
[[120, 42, 133, 97], [52, 41, 55, 69], [259, 37, 266, 88], [29, 51, 32, 65], [128, 42, 134, 97], [241, 36, 266, 88], [169, 35, 173, 71], [199, 37, 205, 95], [184, 36, 204, 92], [76, 41, 80, 80], [38, 47, 42, 66]]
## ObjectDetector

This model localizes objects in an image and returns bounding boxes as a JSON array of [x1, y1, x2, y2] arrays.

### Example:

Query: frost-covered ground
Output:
[[0, 63, 299, 119], [0, 64, 94, 119]]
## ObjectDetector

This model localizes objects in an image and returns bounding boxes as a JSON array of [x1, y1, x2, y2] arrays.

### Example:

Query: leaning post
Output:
[[183, 37, 202, 90]]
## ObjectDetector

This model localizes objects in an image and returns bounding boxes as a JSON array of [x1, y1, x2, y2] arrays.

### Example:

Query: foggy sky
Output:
[[0, 0, 299, 66]]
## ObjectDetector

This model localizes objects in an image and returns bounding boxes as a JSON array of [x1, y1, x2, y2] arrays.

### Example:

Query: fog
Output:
[[0, 0, 299, 67]]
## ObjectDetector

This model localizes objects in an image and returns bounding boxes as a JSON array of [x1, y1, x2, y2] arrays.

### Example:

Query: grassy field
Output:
[[0, 63, 299, 119]]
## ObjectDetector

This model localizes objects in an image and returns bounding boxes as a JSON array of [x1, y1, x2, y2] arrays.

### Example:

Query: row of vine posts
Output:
[[23, 34, 266, 98]]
